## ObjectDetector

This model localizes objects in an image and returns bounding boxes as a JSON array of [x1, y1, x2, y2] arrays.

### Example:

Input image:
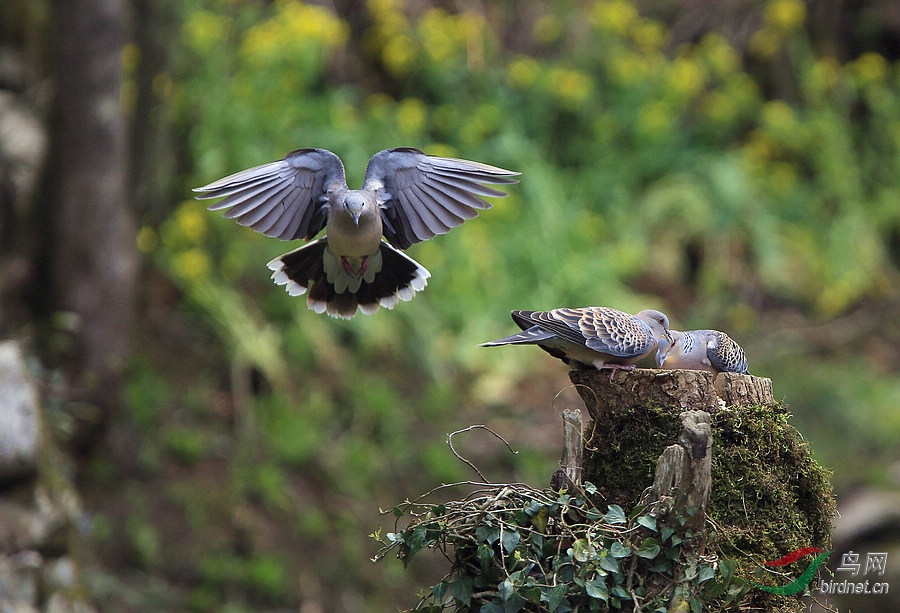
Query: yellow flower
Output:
[[174, 204, 208, 242], [636, 101, 673, 139], [699, 33, 739, 76], [173, 249, 210, 284], [807, 57, 841, 94], [184, 10, 231, 54], [851, 52, 888, 85], [631, 20, 666, 50], [549, 67, 593, 109], [507, 56, 540, 89], [396, 97, 427, 136], [668, 56, 707, 99], [590, 0, 639, 36], [764, 0, 806, 32], [761, 100, 800, 141], [382, 34, 419, 74]]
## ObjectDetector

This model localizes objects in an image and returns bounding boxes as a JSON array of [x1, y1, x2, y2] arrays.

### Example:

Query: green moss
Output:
[[582, 401, 836, 612]]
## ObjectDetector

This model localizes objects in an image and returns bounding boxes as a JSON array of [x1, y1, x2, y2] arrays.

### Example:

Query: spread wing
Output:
[[362, 147, 519, 250], [512, 307, 656, 359], [193, 148, 346, 241]]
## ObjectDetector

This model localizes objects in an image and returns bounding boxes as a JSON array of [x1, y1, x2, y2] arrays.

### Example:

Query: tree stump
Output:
[[568, 367, 835, 612]]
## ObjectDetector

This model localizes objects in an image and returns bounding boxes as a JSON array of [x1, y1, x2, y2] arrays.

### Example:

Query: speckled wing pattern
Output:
[[659, 329, 750, 374], [511, 307, 657, 359], [706, 330, 750, 374]]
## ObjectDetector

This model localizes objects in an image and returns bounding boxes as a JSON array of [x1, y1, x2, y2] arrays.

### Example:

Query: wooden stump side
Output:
[[567, 367, 834, 613]]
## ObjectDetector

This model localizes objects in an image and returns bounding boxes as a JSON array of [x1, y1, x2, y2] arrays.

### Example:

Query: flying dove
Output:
[[655, 329, 750, 374], [194, 147, 518, 318], [481, 307, 673, 372]]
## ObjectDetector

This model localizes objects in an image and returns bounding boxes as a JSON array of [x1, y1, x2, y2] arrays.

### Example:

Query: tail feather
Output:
[[480, 325, 556, 347], [267, 238, 430, 319]]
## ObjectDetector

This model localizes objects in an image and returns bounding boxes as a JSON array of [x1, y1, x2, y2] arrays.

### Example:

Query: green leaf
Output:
[[478, 543, 494, 570], [449, 576, 473, 606], [698, 564, 716, 583], [719, 558, 736, 582], [660, 526, 675, 542], [690, 596, 703, 613], [431, 581, 449, 601], [599, 555, 621, 574], [610, 542, 631, 558], [636, 538, 660, 559], [604, 505, 627, 525], [611, 585, 631, 600], [584, 481, 597, 494], [499, 578, 515, 601], [392, 505, 404, 518], [501, 528, 521, 554], [585, 578, 608, 602], [637, 515, 657, 531], [477, 524, 500, 545], [571, 538, 595, 562], [542, 584, 569, 611], [585, 508, 602, 521], [530, 532, 544, 556], [480, 602, 504, 613]]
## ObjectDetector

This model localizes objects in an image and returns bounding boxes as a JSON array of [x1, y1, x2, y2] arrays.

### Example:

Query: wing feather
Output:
[[193, 148, 345, 241], [362, 147, 518, 249]]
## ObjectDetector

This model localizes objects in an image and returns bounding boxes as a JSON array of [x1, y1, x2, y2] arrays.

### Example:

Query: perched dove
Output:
[[194, 147, 518, 318], [655, 329, 750, 374], [481, 307, 673, 372]]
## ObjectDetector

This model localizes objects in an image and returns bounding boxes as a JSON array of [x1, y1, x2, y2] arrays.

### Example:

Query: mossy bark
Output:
[[569, 367, 836, 612]]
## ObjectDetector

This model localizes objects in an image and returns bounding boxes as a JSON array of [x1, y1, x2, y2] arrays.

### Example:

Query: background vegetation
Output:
[[3, 0, 900, 611]]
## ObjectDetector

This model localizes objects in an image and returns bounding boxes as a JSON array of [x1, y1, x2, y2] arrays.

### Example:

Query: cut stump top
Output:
[[568, 367, 773, 419]]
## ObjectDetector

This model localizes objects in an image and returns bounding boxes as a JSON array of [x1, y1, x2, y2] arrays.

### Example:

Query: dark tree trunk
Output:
[[34, 0, 137, 442]]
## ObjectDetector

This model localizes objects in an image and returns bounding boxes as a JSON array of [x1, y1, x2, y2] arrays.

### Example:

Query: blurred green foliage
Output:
[[105, 0, 900, 610]]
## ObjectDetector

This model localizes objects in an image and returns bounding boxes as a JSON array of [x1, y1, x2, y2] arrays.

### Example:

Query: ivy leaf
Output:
[[478, 543, 494, 570], [610, 542, 631, 558], [501, 528, 521, 554], [599, 555, 621, 574], [499, 578, 515, 601], [480, 602, 504, 613], [585, 578, 608, 602], [661, 526, 675, 543], [542, 584, 569, 611], [431, 581, 449, 601], [449, 576, 473, 606], [570, 538, 595, 562], [477, 524, 500, 545], [637, 538, 660, 559], [604, 505, 627, 525], [584, 481, 598, 495], [637, 515, 657, 531], [698, 564, 716, 583]]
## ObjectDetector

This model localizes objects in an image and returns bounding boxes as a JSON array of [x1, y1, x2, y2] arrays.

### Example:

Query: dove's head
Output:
[[635, 309, 673, 347], [343, 193, 368, 225], [655, 336, 672, 368]]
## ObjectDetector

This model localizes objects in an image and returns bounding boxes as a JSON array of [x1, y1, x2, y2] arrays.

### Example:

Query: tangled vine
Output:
[[372, 427, 749, 612]]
